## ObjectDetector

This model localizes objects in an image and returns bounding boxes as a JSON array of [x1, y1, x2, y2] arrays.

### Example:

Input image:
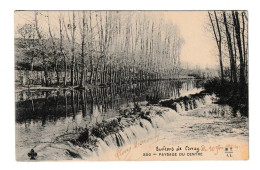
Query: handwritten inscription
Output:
[[153, 144, 239, 157], [115, 134, 159, 159], [114, 134, 241, 160]]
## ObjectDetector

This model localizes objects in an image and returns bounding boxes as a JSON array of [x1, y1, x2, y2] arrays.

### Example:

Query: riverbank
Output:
[[15, 76, 198, 93], [202, 78, 248, 117]]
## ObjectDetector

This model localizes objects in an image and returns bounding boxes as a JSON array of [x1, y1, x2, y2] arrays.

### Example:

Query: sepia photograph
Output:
[[14, 10, 248, 161]]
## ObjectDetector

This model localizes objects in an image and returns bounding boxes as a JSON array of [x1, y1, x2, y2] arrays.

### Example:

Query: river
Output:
[[15, 80, 248, 161]]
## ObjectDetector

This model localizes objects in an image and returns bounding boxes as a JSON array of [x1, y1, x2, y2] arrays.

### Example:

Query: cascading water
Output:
[[161, 93, 214, 114], [65, 93, 216, 159], [91, 107, 179, 156], [19, 91, 217, 161]]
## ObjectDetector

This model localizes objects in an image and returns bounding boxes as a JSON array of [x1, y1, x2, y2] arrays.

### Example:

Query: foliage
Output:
[[203, 78, 248, 116], [15, 11, 184, 87]]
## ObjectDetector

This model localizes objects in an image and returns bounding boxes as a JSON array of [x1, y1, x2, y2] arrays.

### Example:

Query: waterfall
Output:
[[161, 94, 214, 114], [204, 95, 213, 105], [80, 107, 180, 157], [100, 108, 178, 149], [94, 94, 215, 154], [87, 94, 215, 157], [175, 103, 182, 113], [42, 93, 216, 160], [195, 99, 202, 108]]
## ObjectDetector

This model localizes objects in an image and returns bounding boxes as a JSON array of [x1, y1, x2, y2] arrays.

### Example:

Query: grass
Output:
[[203, 77, 248, 117]]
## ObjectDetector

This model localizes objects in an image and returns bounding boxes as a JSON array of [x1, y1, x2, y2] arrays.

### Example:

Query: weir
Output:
[[19, 90, 242, 161], [57, 91, 216, 159], [160, 92, 213, 113]]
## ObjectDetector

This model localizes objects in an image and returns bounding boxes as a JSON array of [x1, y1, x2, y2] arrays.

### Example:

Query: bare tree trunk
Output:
[[88, 12, 94, 84], [208, 11, 224, 83], [34, 11, 48, 86], [223, 11, 237, 85], [47, 14, 60, 85], [80, 11, 86, 88], [59, 16, 67, 87], [232, 11, 246, 97], [71, 11, 76, 86], [242, 12, 248, 81]]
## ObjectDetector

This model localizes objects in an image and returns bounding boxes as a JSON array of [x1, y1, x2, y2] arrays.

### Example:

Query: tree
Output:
[[16, 11, 184, 87], [34, 11, 49, 86], [79, 11, 87, 88], [47, 13, 60, 85], [232, 11, 246, 97], [223, 11, 237, 86], [208, 11, 224, 83]]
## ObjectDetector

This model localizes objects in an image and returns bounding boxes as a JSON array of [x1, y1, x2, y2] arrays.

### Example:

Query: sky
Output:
[[14, 11, 219, 69], [165, 11, 218, 69]]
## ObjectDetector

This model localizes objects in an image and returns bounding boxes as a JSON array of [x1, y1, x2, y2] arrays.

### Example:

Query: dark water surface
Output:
[[16, 80, 202, 126], [15, 80, 202, 154]]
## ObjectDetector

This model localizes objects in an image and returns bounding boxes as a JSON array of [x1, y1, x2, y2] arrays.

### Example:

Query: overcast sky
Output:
[[165, 11, 218, 69]]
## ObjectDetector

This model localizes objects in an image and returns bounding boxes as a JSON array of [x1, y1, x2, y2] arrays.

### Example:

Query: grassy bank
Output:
[[203, 78, 248, 117]]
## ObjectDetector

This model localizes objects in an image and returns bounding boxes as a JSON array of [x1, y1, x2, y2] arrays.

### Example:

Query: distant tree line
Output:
[[15, 11, 184, 87]]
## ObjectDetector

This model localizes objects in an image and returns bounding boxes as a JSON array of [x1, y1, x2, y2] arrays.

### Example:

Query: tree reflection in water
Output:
[[15, 80, 201, 127]]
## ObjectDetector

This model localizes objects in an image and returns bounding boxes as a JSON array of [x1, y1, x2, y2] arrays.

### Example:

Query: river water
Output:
[[15, 80, 248, 161]]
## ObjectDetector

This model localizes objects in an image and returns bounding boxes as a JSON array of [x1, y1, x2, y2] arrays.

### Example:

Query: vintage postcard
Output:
[[14, 10, 248, 161]]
